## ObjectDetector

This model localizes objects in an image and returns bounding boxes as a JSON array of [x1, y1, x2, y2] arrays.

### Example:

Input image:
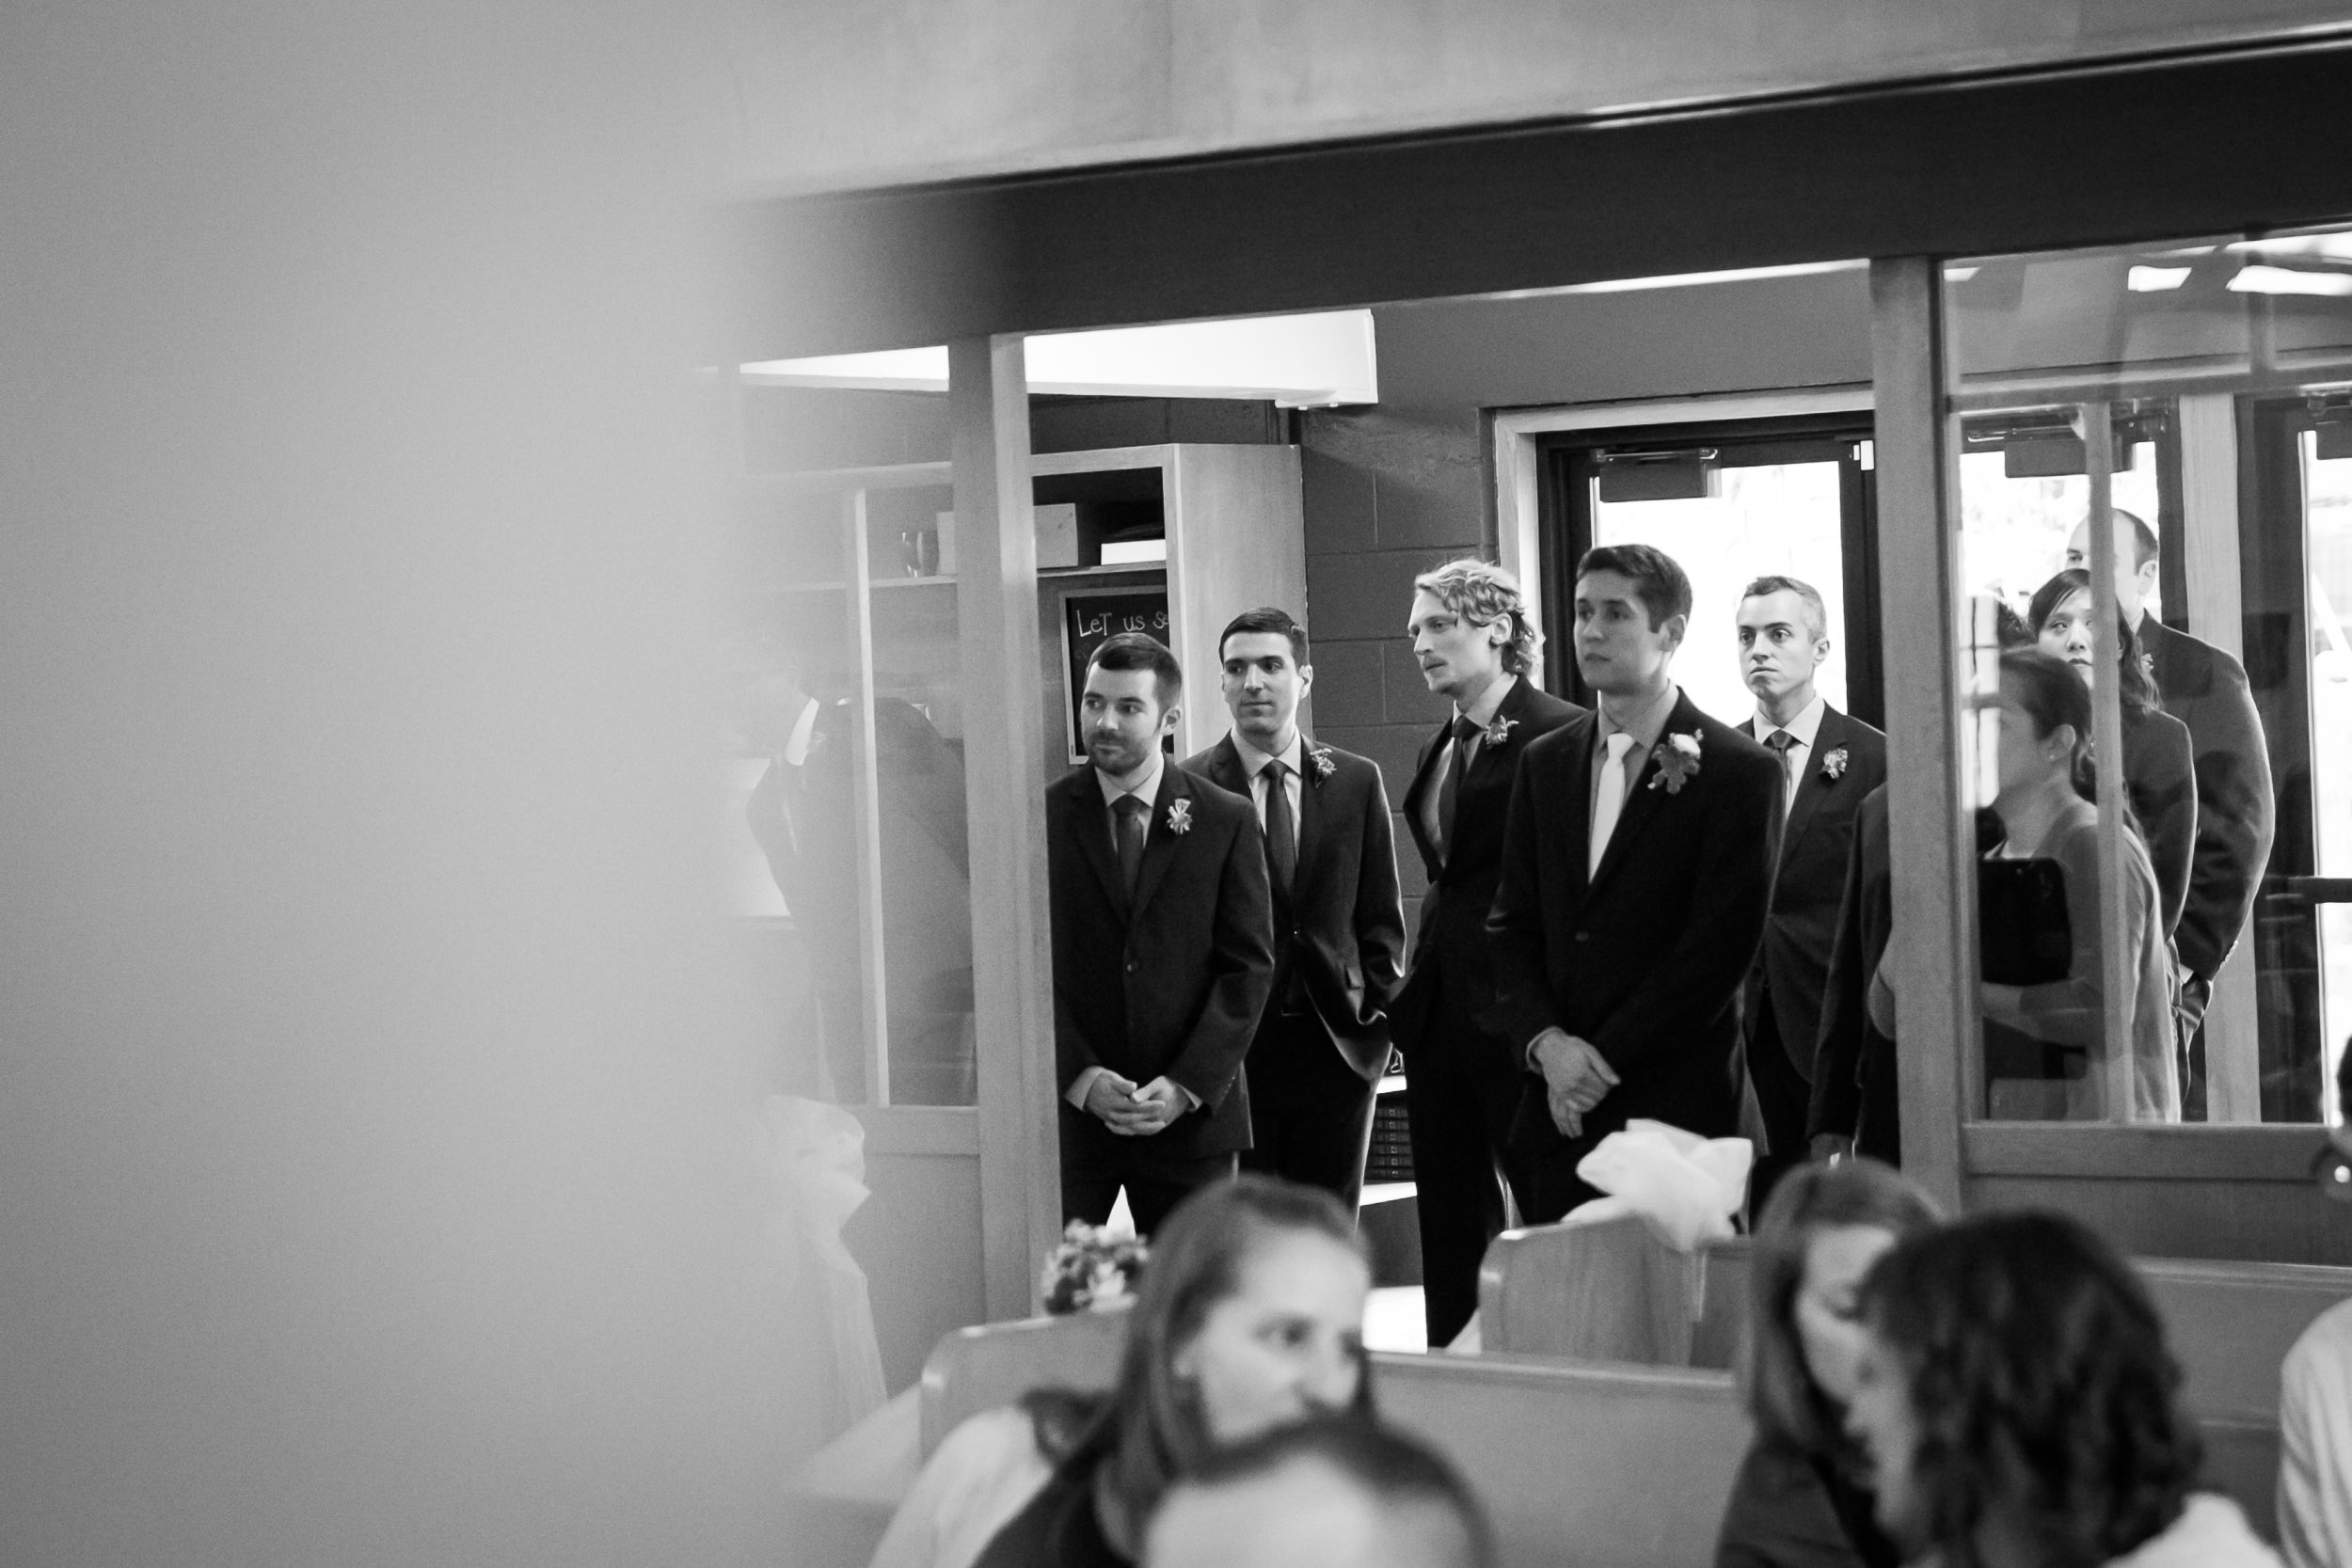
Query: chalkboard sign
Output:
[[1061, 585, 1174, 762]]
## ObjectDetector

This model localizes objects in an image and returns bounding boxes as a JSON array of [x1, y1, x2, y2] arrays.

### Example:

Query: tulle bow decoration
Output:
[[1567, 1119, 1753, 1252]]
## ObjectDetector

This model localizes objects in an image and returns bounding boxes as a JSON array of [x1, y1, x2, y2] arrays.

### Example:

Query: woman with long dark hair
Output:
[[1713, 1160, 1940, 1568], [1846, 1211, 2279, 1566], [2027, 568, 2196, 941], [870, 1177, 1375, 1568]]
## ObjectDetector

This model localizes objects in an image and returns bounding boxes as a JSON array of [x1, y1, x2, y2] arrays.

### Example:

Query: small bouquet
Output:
[[1041, 1220, 1148, 1315]]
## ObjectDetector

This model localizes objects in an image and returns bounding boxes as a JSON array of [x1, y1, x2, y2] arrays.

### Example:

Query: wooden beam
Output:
[[841, 490, 892, 1104], [1871, 257, 1971, 1214], [950, 336, 1060, 1319], [2081, 405, 2138, 1119]]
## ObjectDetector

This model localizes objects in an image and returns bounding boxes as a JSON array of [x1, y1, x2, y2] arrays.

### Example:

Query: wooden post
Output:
[[1870, 257, 1972, 1214], [841, 489, 892, 1104], [2079, 406, 2139, 1119], [949, 336, 1060, 1319]]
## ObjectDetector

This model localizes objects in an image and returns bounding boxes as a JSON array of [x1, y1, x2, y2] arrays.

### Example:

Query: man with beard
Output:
[[1046, 632, 1277, 1233]]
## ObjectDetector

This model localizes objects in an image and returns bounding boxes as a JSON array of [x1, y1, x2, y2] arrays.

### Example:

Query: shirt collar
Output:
[[1096, 748, 1165, 807], [1597, 681, 1680, 753], [1754, 693, 1827, 752], [1232, 728, 1303, 780], [1457, 673, 1518, 731]]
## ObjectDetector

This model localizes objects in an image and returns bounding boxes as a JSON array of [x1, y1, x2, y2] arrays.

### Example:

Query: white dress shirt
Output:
[[1232, 728, 1305, 832], [1420, 673, 1518, 859], [1590, 680, 1680, 842], [1750, 691, 1826, 816], [1069, 748, 1199, 1115]]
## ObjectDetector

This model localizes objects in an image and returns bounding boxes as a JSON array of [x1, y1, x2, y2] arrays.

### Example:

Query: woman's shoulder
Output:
[[1715, 1434, 1867, 1568]]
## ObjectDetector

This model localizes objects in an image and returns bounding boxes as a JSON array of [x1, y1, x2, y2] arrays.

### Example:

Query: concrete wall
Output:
[[730, 1, 2352, 191]]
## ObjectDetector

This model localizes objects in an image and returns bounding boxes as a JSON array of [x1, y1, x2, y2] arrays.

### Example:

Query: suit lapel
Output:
[[1587, 693, 1694, 899], [1562, 714, 1597, 904], [1779, 708, 1843, 866], [1130, 763, 1186, 919], [1068, 775, 1131, 916]]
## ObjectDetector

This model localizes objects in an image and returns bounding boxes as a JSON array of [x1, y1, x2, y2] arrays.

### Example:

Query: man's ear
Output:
[[1159, 702, 1183, 736], [1661, 612, 1689, 651], [1296, 662, 1314, 695]]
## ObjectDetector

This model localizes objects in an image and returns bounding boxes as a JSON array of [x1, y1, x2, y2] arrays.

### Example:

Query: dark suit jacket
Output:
[[1391, 676, 1585, 1052], [2140, 616, 2275, 980], [1046, 762, 1277, 1166], [1181, 735, 1407, 1081], [1805, 784, 1898, 1161], [1487, 689, 1783, 1155], [1739, 706, 1887, 1081], [2122, 705, 2197, 940]]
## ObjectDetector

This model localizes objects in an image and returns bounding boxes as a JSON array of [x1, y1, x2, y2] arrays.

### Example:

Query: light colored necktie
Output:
[[1589, 732, 1638, 877], [1764, 729, 1797, 817]]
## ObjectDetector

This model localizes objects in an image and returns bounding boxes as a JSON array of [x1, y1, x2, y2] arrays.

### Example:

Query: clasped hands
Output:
[[1083, 1070, 1187, 1136], [1527, 1027, 1619, 1140]]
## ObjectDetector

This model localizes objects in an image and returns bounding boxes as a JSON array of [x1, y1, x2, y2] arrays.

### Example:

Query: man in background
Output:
[[1488, 544, 1781, 1222], [1393, 560, 1582, 1348], [1732, 576, 1885, 1209], [2069, 508, 2274, 1111], [1184, 608, 1406, 1209], [1047, 633, 1275, 1234]]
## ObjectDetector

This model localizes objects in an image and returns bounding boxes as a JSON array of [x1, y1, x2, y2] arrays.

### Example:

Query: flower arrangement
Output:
[[1041, 1220, 1148, 1315], [1307, 744, 1338, 782], [1484, 715, 1519, 749], [1821, 746, 1850, 781], [1167, 798, 1193, 835], [1649, 731, 1703, 795]]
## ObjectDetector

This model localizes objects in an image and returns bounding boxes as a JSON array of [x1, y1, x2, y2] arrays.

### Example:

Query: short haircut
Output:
[[1857, 1211, 2200, 1566], [1740, 575, 1829, 641], [2108, 508, 2162, 569], [1576, 543, 1693, 629], [1411, 559, 1542, 675], [1089, 632, 1184, 709], [1744, 1159, 1941, 1452], [1174, 1416, 1495, 1568], [1218, 607, 1309, 666]]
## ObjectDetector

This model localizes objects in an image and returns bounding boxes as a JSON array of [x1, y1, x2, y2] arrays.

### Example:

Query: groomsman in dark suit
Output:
[[1393, 559, 1582, 1347], [1047, 632, 1276, 1236], [1183, 608, 1407, 1209], [1732, 576, 1886, 1209], [1488, 544, 1782, 1223], [2069, 509, 2274, 1108]]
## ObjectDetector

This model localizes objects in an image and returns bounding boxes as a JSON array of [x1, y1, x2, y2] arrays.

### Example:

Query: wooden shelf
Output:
[[769, 562, 1166, 594]]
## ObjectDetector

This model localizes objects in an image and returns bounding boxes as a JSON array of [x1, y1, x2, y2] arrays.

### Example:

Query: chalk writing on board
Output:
[[1061, 586, 1173, 761]]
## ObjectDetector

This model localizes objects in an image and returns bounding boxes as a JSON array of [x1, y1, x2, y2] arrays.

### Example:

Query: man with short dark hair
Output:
[[1047, 632, 1276, 1234], [1144, 1418, 1497, 1568], [1393, 559, 1583, 1347], [2067, 508, 2274, 1108], [1488, 544, 1782, 1222], [1183, 609, 1406, 1209], [1732, 575, 1885, 1207]]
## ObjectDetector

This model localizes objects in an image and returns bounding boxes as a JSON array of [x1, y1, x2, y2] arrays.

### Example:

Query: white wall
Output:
[[0, 6, 828, 1564]]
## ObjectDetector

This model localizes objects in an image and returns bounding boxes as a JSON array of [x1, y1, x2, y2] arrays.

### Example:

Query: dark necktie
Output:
[[1261, 759, 1296, 896], [1436, 715, 1481, 859], [1112, 794, 1149, 898], [1764, 728, 1797, 818]]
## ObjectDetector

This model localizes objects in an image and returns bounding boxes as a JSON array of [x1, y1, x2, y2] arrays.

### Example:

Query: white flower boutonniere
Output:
[[1307, 744, 1338, 783], [1649, 731, 1704, 795], [1167, 798, 1193, 835], [1484, 715, 1518, 749], [1822, 746, 1850, 782]]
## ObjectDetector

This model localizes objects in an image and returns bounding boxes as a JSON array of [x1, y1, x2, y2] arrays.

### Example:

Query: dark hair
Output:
[[1744, 1160, 1941, 1451], [2109, 509, 2162, 570], [1166, 1416, 1496, 1568], [1856, 1211, 2200, 1568], [1412, 559, 1542, 674], [1048, 1177, 1373, 1542], [2026, 570, 2160, 720], [1576, 543, 1693, 629], [1089, 631, 1184, 709], [1741, 575, 1829, 641], [1998, 649, 2096, 804], [1218, 607, 1309, 667]]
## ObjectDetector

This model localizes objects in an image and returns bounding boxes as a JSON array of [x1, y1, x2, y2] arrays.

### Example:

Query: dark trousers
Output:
[[1746, 992, 1812, 1216], [1238, 1009, 1382, 1210], [1404, 984, 1529, 1349], [1061, 1134, 1237, 1239]]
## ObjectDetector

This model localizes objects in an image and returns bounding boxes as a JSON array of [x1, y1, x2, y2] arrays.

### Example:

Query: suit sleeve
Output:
[[2176, 660, 2275, 980], [1486, 750, 1564, 1050], [1047, 817, 1105, 1096], [2132, 716, 2198, 942], [1805, 814, 1873, 1141], [1164, 810, 1277, 1108], [1354, 768, 1408, 1020], [1584, 752, 1783, 1076]]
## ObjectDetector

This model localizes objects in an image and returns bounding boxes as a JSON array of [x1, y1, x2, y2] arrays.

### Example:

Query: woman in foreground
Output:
[[1847, 1210, 2279, 1567], [1714, 1159, 1939, 1568], [869, 1176, 1374, 1568]]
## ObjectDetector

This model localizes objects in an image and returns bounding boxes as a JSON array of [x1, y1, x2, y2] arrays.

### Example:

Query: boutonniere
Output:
[[1821, 746, 1849, 782], [1484, 715, 1518, 749], [1648, 731, 1703, 795], [1306, 744, 1337, 783], [1167, 798, 1193, 835]]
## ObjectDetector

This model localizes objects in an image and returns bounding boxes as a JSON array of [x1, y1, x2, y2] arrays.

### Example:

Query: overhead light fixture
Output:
[[1944, 266, 1980, 282], [2228, 265, 2352, 298], [2127, 265, 2193, 292], [2228, 230, 2352, 263], [1484, 261, 1864, 301]]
